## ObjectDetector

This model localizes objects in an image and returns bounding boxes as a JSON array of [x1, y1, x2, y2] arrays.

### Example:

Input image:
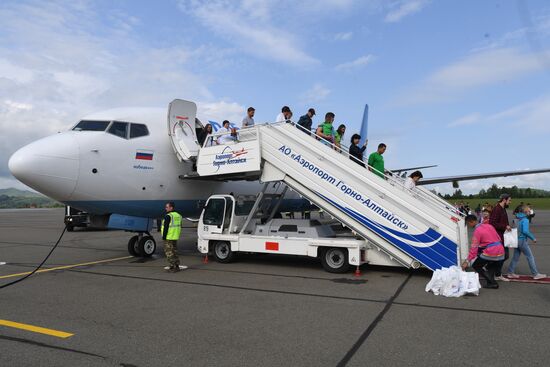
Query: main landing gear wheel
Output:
[[213, 241, 234, 263], [127, 235, 139, 256], [321, 247, 350, 273], [137, 235, 156, 257]]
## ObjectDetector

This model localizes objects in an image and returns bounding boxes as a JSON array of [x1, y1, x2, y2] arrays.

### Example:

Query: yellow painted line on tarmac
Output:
[[0, 319, 74, 338], [0, 256, 133, 280]]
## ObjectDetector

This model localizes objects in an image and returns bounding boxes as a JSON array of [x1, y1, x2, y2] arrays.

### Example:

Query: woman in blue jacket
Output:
[[507, 205, 546, 280]]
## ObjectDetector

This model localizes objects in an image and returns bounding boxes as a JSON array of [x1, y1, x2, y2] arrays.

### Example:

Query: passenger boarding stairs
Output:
[[168, 99, 467, 270]]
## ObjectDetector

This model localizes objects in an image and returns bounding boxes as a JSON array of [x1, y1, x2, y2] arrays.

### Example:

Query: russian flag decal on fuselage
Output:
[[136, 150, 154, 160]]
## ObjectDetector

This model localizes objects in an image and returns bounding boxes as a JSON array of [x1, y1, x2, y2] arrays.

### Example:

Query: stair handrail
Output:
[[282, 122, 463, 218]]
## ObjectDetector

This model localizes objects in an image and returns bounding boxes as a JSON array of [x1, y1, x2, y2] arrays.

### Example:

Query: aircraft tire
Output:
[[212, 241, 234, 263], [127, 235, 140, 256], [137, 235, 156, 257], [66, 225, 74, 232], [320, 247, 350, 273]]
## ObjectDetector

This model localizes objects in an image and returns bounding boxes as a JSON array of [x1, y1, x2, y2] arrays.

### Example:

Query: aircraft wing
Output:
[[418, 168, 550, 186], [391, 165, 437, 174]]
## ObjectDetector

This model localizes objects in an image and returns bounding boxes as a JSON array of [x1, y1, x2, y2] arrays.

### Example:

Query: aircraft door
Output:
[[168, 99, 200, 161]]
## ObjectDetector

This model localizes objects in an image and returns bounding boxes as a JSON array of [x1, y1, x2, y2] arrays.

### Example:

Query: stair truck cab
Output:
[[197, 190, 369, 273]]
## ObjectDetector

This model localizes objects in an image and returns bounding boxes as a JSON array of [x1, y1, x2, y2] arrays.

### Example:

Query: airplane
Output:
[[8, 99, 550, 256]]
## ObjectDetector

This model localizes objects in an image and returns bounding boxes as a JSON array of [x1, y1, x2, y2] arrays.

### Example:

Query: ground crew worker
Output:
[[161, 202, 187, 272]]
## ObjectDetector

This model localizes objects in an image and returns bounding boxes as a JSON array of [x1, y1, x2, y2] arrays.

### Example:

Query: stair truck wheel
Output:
[[321, 247, 350, 273], [213, 241, 234, 263], [137, 235, 156, 257], [127, 235, 139, 256]]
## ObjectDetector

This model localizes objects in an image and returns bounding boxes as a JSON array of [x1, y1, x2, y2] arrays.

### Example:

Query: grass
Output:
[[447, 198, 550, 210]]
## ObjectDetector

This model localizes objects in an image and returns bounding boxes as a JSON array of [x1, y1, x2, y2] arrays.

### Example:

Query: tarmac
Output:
[[0, 208, 549, 366]]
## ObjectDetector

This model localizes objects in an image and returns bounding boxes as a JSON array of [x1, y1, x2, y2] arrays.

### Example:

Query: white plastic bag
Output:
[[425, 266, 481, 297], [441, 266, 461, 297], [504, 228, 518, 248]]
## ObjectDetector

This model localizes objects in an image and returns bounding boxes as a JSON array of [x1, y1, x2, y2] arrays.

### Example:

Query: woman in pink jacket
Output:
[[461, 215, 506, 289]]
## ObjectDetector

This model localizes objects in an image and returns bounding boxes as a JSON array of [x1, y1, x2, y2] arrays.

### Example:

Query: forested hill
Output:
[[0, 188, 61, 208]]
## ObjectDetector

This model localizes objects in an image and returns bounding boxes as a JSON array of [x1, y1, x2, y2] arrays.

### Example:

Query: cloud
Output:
[[398, 48, 545, 105], [429, 48, 540, 88], [384, 0, 430, 23], [300, 83, 331, 103], [334, 31, 353, 41], [447, 113, 481, 127], [178, 0, 319, 67], [198, 101, 245, 123], [488, 95, 550, 132], [335, 55, 374, 71], [447, 94, 550, 132], [474, 12, 550, 52], [0, 1, 243, 186], [0, 59, 34, 83]]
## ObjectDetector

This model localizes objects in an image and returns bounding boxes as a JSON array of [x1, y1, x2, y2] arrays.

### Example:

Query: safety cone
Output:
[[203, 255, 209, 264], [354, 266, 361, 277]]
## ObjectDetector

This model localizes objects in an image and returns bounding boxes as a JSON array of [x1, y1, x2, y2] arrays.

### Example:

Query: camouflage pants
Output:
[[164, 240, 180, 267]]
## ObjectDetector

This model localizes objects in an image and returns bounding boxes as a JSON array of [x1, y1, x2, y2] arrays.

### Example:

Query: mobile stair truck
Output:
[[169, 99, 469, 272], [197, 189, 369, 273]]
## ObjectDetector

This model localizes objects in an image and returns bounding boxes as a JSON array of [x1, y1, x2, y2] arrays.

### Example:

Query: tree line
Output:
[[441, 184, 550, 200]]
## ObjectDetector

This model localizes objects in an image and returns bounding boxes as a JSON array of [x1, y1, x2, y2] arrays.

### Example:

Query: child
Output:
[[507, 205, 546, 280]]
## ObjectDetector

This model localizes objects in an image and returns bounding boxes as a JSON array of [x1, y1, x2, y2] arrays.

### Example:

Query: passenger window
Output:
[[130, 124, 149, 139], [278, 225, 298, 232], [108, 121, 128, 139]]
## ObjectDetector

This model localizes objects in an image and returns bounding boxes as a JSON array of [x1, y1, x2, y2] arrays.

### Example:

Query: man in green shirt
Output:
[[316, 112, 335, 144], [368, 143, 386, 178]]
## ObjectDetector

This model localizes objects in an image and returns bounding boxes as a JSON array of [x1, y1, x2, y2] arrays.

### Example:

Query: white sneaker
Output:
[[506, 273, 520, 279], [533, 273, 547, 280], [163, 265, 188, 270], [495, 275, 510, 282]]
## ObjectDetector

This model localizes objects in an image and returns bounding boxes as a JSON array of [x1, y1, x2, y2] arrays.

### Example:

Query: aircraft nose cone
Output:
[[9, 133, 80, 201]]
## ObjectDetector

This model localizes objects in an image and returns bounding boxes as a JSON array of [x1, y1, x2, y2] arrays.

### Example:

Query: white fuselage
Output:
[[8, 107, 302, 219]]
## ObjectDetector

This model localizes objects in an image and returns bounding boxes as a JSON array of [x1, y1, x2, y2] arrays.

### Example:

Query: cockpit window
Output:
[[108, 121, 129, 139], [73, 120, 110, 131], [130, 123, 149, 139]]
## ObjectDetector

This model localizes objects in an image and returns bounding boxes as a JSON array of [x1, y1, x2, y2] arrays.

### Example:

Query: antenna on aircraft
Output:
[[360, 104, 369, 145]]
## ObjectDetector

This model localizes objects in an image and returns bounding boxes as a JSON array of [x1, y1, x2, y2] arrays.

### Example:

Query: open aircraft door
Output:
[[168, 99, 200, 161]]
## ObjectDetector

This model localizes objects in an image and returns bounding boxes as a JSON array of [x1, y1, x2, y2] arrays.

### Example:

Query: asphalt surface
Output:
[[0, 209, 549, 366]]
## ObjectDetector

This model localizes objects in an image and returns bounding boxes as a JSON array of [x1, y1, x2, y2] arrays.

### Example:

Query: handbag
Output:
[[504, 228, 518, 248]]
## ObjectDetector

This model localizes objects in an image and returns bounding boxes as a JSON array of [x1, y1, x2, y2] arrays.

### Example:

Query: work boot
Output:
[[483, 282, 499, 289], [477, 269, 491, 284], [164, 266, 180, 273]]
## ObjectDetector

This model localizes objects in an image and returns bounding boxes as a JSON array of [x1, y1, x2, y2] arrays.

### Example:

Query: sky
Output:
[[1, 0, 549, 194]]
